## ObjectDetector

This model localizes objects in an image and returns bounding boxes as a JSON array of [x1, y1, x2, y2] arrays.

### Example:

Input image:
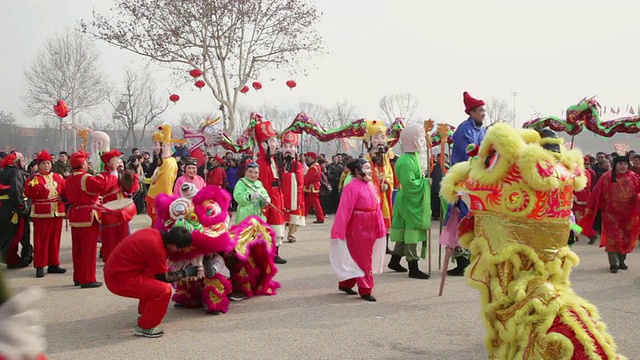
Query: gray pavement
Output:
[[6, 215, 640, 360]]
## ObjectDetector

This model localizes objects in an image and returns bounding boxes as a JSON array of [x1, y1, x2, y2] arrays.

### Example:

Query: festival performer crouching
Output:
[[104, 226, 198, 338], [279, 132, 305, 242], [98, 149, 139, 263], [65, 151, 118, 288], [330, 158, 386, 302], [253, 115, 287, 264], [24, 151, 67, 278]]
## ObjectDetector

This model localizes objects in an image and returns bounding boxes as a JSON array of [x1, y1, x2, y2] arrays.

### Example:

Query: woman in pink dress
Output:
[[330, 158, 386, 302], [173, 157, 206, 195]]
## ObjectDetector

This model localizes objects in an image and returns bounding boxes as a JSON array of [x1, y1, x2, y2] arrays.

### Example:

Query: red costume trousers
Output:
[[106, 271, 171, 329], [33, 217, 63, 269], [100, 223, 130, 264], [145, 196, 157, 227], [71, 223, 99, 284], [5, 218, 26, 266], [338, 275, 373, 296], [305, 192, 324, 222]]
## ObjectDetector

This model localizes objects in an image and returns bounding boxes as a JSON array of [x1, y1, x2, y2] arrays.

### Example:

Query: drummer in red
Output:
[[98, 149, 139, 263], [24, 150, 67, 279], [65, 151, 118, 288]]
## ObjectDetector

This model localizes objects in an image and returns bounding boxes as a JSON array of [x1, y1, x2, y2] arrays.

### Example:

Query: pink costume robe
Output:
[[330, 178, 386, 294], [173, 175, 206, 195]]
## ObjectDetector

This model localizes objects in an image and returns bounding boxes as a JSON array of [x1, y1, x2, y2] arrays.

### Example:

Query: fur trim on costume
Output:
[[202, 274, 232, 313], [193, 185, 231, 227]]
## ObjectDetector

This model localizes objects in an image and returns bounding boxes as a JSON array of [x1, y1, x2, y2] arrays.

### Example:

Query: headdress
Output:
[[463, 91, 485, 115]]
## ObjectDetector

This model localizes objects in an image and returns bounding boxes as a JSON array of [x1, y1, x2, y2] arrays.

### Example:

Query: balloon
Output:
[[195, 80, 206, 89], [189, 69, 203, 78], [252, 81, 262, 90], [169, 94, 180, 103], [286, 80, 297, 90], [240, 85, 250, 94], [53, 100, 69, 118]]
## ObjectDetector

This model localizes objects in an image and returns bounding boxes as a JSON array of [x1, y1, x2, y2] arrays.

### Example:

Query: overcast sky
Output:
[[2, 0, 640, 130]]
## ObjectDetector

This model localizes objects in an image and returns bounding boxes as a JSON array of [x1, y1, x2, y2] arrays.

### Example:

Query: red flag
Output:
[[189, 147, 207, 167]]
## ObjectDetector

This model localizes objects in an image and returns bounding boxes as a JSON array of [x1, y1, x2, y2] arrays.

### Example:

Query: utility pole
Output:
[[511, 91, 518, 124]]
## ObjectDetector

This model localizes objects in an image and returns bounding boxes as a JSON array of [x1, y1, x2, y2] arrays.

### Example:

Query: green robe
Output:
[[390, 153, 431, 244], [233, 178, 270, 224]]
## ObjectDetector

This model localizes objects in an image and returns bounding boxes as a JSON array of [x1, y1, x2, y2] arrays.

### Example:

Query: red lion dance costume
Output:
[[441, 123, 625, 359], [155, 184, 279, 314]]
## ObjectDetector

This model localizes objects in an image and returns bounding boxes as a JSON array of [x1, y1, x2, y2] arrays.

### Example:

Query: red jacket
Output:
[[24, 171, 66, 218], [65, 170, 118, 227], [99, 170, 140, 203], [207, 167, 226, 187], [304, 163, 321, 193]]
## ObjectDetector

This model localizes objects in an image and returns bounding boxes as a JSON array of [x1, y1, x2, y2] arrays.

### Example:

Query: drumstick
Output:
[[238, 179, 285, 215]]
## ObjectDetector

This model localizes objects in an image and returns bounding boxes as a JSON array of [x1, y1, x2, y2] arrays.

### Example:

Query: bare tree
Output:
[[0, 111, 17, 125], [107, 68, 169, 147], [23, 28, 106, 148], [82, 0, 324, 135], [379, 93, 419, 123], [485, 97, 515, 126], [323, 101, 357, 153]]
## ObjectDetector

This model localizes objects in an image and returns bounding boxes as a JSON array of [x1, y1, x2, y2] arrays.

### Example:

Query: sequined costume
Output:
[[440, 123, 625, 359]]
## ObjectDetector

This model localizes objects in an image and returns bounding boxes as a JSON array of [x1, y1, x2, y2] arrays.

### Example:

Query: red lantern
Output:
[[169, 94, 180, 103], [240, 85, 250, 94], [53, 100, 69, 118], [195, 80, 206, 89], [189, 69, 203, 78], [252, 81, 262, 90], [286, 80, 297, 90]]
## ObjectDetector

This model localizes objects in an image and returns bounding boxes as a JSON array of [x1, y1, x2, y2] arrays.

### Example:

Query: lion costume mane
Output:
[[440, 123, 624, 359]]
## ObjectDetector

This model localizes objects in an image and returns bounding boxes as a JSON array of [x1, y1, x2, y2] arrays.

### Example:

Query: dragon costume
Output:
[[155, 184, 279, 314], [440, 123, 624, 359]]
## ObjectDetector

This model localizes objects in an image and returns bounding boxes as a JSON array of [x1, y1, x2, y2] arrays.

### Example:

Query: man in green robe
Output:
[[388, 123, 431, 279]]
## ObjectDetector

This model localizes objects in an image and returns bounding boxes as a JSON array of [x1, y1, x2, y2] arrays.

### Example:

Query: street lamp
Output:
[[511, 92, 519, 124]]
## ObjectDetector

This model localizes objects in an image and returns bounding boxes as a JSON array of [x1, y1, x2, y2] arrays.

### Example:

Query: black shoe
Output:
[[274, 255, 287, 264], [387, 255, 407, 273], [313, 220, 324, 224], [408, 260, 430, 279], [80, 282, 103, 288], [360, 294, 377, 302], [36, 268, 45, 278], [610, 266, 619, 273], [208, 310, 223, 315], [447, 256, 469, 277], [228, 292, 248, 301], [588, 237, 597, 245], [619, 263, 628, 270], [47, 265, 67, 274], [73, 281, 80, 287], [174, 303, 186, 308], [339, 287, 357, 295], [386, 247, 393, 254]]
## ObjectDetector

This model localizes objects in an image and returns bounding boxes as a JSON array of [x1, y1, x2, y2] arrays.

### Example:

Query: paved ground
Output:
[[5, 215, 640, 360]]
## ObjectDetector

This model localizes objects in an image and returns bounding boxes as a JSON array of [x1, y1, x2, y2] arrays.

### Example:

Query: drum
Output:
[[102, 198, 137, 225]]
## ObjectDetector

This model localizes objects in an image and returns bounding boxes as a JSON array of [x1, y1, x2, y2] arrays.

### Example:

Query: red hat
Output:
[[70, 151, 89, 169], [214, 155, 224, 163], [305, 152, 317, 160], [281, 131, 299, 146], [253, 120, 277, 144], [463, 91, 485, 115], [0, 152, 17, 169], [36, 150, 52, 164], [100, 149, 123, 165]]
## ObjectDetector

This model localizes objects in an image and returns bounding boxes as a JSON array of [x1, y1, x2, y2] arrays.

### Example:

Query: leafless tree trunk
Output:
[[82, 0, 324, 136], [485, 96, 515, 126], [323, 101, 356, 153], [23, 28, 106, 150], [107, 68, 169, 147], [379, 93, 419, 123]]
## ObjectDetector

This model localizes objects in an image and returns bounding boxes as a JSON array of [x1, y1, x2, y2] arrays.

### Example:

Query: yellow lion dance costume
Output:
[[440, 123, 624, 360]]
